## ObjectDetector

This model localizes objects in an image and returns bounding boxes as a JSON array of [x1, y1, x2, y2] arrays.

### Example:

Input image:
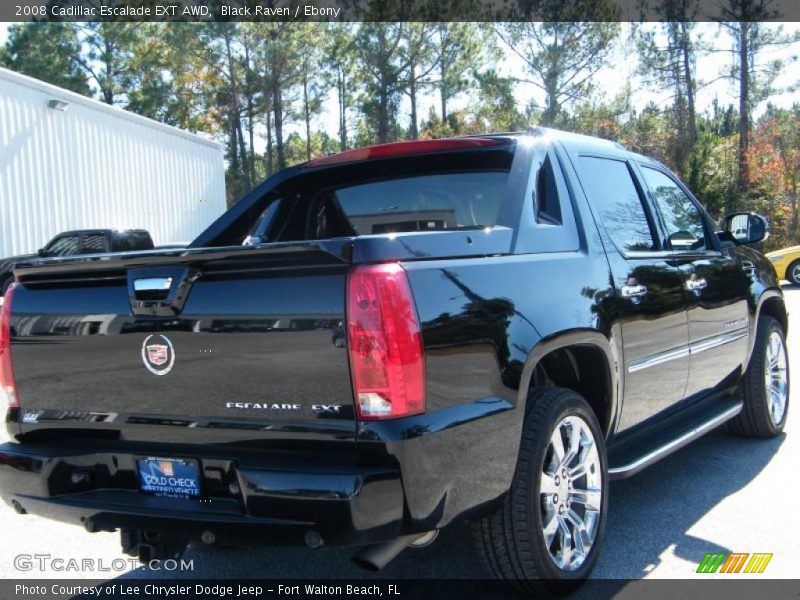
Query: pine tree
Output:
[[1, 23, 90, 95]]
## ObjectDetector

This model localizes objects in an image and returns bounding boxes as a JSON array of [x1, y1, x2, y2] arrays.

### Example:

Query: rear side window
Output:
[[82, 233, 107, 253], [244, 199, 282, 245], [334, 172, 508, 235], [111, 231, 154, 252], [577, 157, 655, 253], [535, 155, 562, 225]]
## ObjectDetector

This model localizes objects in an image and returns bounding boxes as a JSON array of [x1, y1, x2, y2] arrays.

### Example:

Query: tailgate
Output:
[[8, 244, 356, 446]]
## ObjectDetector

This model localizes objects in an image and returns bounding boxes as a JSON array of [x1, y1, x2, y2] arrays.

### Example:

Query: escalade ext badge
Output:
[[225, 402, 301, 411]]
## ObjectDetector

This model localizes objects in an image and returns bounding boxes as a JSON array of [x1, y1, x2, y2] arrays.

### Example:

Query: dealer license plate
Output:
[[137, 457, 201, 498]]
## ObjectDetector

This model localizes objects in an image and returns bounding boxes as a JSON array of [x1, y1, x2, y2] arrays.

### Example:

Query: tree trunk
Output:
[[679, 22, 697, 145], [377, 30, 389, 143], [440, 52, 448, 122], [265, 107, 273, 176], [737, 21, 750, 200], [236, 122, 249, 190], [303, 65, 312, 162], [273, 84, 285, 170], [409, 65, 419, 139], [103, 38, 114, 105], [228, 123, 239, 173], [543, 73, 559, 126], [244, 40, 256, 185], [246, 102, 255, 184], [224, 31, 248, 188], [378, 87, 389, 143], [338, 66, 347, 151]]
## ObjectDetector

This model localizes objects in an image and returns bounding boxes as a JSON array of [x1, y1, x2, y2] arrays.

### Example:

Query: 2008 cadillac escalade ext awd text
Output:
[[0, 130, 789, 594]]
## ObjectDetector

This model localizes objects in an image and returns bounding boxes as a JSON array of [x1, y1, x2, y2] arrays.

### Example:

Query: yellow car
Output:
[[766, 245, 800, 285]]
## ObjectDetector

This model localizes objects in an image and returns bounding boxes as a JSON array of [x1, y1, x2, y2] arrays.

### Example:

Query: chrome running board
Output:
[[608, 403, 742, 480]]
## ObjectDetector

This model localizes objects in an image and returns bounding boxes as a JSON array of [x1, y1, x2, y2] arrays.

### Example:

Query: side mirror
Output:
[[242, 235, 264, 246], [723, 212, 769, 245], [36, 248, 46, 257]]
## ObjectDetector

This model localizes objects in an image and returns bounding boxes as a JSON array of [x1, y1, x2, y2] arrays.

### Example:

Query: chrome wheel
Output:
[[540, 415, 602, 571], [764, 331, 788, 425], [792, 263, 800, 284]]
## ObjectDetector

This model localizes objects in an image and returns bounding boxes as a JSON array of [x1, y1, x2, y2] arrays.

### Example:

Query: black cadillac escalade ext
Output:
[[0, 130, 789, 594]]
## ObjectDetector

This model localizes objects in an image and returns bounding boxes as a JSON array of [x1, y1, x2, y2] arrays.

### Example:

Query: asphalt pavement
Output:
[[0, 286, 798, 582]]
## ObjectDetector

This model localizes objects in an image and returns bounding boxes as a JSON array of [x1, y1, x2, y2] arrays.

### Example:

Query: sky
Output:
[[1, 21, 798, 151]]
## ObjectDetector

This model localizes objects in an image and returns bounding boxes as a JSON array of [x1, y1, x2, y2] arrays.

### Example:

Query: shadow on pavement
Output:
[[596, 427, 784, 579], [115, 424, 783, 587]]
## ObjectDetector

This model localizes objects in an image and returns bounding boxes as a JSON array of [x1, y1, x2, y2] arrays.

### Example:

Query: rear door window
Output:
[[81, 233, 107, 253], [334, 172, 508, 235]]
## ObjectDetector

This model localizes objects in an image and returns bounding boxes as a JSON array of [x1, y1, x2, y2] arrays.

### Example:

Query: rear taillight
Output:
[[347, 264, 425, 420], [0, 283, 18, 409]]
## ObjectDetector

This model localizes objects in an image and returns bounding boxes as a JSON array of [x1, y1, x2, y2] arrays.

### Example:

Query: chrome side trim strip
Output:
[[608, 404, 742, 478], [627, 328, 748, 373], [627, 346, 689, 373], [689, 329, 748, 356]]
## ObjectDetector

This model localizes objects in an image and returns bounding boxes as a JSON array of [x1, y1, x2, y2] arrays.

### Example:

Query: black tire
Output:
[[473, 387, 608, 596], [730, 316, 790, 438], [787, 260, 800, 286]]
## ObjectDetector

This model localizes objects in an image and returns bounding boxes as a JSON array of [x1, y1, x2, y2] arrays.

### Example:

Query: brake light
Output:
[[305, 137, 503, 168], [0, 284, 18, 409], [347, 264, 425, 420]]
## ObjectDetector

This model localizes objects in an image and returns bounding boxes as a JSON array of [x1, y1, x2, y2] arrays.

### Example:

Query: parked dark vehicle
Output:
[[0, 131, 788, 594], [0, 229, 154, 296]]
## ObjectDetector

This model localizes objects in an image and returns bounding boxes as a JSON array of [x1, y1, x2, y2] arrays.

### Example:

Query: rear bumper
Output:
[[0, 442, 403, 547], [0, 397, 523, 547]]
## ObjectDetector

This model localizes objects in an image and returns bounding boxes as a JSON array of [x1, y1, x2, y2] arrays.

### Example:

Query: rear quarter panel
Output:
[[357, 163, 618, 528]]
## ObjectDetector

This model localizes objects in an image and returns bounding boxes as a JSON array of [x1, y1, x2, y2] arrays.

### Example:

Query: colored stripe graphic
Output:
[[744, 553, 773, 573], [697, 553, 726, 573], [720, 553, 749, 573], [697, 552, 772, 574]]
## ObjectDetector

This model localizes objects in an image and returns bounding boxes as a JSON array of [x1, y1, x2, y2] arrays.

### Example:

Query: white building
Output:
[[0, 67, 226, 259]]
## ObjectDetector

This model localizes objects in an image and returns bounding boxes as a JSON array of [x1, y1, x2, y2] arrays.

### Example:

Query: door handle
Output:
[[685, 278, 707, 291], [133, 277, 173, 292], [620, 284, 648, 298], [741, 260, 755, 272]]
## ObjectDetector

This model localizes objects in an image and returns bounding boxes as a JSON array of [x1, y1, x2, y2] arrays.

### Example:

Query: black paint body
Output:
[[0, 131, 786, 548]]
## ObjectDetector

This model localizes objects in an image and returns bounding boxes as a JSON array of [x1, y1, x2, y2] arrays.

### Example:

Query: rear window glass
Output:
[[111, 231, 154, 252], [333, 172, 508, 235], [82, 233, 106, 253]]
